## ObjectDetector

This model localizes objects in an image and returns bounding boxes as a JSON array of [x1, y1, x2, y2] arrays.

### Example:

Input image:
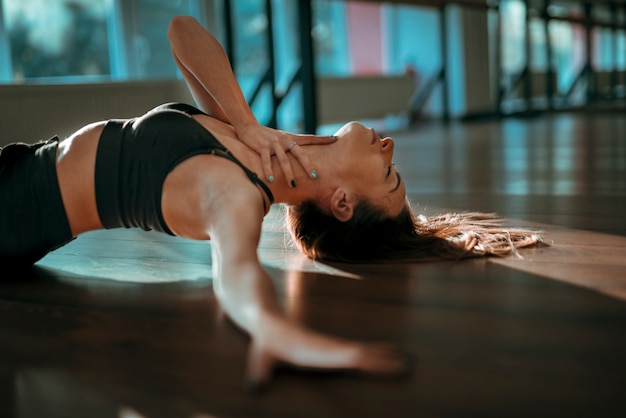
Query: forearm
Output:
[[213, 259, 361, 366], [210, 249, 408, 381], [211, 247, 282, 338], [205, 210, 407, 382], [168, 16, 258, 127], [172, 53, 230, 123]]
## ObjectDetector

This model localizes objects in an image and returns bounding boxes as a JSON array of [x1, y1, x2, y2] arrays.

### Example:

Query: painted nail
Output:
[[311, 169, 318, 179], [268, 175, 274, 183], [290, 179, 297, 188]]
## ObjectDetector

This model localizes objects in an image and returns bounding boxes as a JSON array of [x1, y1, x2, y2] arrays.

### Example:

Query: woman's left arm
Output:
[[208, 198, 409, 388], [167, 16, 336, 185]]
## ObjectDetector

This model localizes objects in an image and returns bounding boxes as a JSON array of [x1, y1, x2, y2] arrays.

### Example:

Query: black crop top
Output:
[[94, 102, 274, 235]]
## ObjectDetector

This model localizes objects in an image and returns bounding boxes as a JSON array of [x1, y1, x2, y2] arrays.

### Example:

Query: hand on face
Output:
[[234, 124, 337, 187]]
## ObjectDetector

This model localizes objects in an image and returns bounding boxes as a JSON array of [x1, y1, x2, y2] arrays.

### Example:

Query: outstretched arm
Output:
[[167, 15, 336, 186], [209, 199, 410, 389]]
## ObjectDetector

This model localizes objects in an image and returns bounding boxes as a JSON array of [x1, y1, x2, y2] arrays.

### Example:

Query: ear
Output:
[[329, 187, 355, 222]]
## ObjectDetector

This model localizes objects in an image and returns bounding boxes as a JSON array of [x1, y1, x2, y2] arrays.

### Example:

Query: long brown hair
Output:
[[285, 199, 542, 263]]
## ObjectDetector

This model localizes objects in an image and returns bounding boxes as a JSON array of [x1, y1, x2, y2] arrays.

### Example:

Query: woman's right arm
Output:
[[167, 15, 337, 186], [167, 15, 256, 127], [208, 198, 410, 388]]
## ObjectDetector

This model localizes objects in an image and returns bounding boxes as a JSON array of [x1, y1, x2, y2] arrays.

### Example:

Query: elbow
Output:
[[167, 15, 198, 41]]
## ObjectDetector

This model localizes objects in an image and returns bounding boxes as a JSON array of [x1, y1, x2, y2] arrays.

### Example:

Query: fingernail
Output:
[[268, 175, 274, 183], [311, 169, 318, 179], [290, 179, 297, 188]]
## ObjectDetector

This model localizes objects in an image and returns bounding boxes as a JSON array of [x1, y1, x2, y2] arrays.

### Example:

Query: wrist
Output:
[[250, 309, 286, 343], [232, 118, 259, 131]]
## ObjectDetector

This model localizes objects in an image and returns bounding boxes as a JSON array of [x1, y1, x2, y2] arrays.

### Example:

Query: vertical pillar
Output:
[[583, 2, 593, 103], [0, 3, 13, 82], [610, 2, 618, 99], [222, 0, 235, 72], [495, 0, 503, 116], [620, 3, 626, 93], [445, 4, 494, 118], [439, 4, 450, 122], [264, 0, 278, 128], [523, 0, 533, 110], [297, 0, 318, 134], [543, 0, 554, 109]]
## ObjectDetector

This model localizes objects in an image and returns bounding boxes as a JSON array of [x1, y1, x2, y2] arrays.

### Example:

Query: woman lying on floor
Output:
[[0, 16, 541, 388]]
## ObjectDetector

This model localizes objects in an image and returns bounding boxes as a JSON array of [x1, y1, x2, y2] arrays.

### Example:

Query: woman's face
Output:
[[331, 121, 407, 217]]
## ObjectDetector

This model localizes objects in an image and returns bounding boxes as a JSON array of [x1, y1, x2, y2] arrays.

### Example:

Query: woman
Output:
[[0, 16, 540, 388]]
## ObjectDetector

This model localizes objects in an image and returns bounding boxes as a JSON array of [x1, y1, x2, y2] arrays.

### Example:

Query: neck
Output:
[[189, 116, 334, 209], [198, 121, 332, 209], [266, 150, 332, 208]]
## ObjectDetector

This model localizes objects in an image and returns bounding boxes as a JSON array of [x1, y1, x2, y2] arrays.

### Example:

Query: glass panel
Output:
[[383, 3, 441, 115], [499, 0, 527, 106], [593, 28, 613, 71], [500, 0, 526, 74], [2, 0, 110, 82], [274, 0, 302, 131], [550, 20, 585, 95], [312, 0, 349, 76], [617, 31, 626, 70], [0, 0, 202, 83], [119, 0, 201, 79], [384, 4, 441, 77], [530, 17, 546, 71], [231, 0, 268, 98]]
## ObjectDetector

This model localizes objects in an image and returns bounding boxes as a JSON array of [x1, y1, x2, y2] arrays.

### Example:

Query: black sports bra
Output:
[[94, 102, 274, 235]]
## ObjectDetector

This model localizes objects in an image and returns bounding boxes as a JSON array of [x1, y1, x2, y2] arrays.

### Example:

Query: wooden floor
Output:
[[2, 109, 626, 418]]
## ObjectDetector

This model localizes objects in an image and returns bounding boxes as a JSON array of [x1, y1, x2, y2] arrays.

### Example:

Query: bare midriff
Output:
[[55, 121, 107, 236]]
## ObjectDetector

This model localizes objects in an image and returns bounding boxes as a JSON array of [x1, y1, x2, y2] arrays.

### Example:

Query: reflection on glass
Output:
[[2, 0, 109, 81], [1, 0, 201, 83]]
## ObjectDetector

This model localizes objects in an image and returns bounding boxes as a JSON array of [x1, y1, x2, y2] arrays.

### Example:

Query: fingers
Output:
[[244, 335, 413, 393], [293, 134, 337, 146], [256, 133, 334, 187], [352, 344, 415, 378], [287, 145, 318, 181], [260, 151, 274, 185], [245, 341, 276, 393], [283, 134, 333, 182], [261, 140, 295, 187], [273, 144, 297, 188]]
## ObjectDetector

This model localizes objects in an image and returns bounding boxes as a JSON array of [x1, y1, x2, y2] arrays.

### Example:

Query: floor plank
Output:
[[1, 110, 626, 418]]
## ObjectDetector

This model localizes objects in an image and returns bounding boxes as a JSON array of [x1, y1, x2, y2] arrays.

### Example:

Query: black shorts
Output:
[[0, 137, 73, 267]]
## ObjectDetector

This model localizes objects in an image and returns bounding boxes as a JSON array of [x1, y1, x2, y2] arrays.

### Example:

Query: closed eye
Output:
[[391, 172, 402, 193]]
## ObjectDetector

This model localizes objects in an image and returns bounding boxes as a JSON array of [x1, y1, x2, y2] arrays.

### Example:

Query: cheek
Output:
[[360, 167, 382, 188]]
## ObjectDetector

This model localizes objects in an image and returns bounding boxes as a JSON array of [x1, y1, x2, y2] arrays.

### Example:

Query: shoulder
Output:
[[210, 187, 265, 235], [162, 155, 265, 239], [207, 189, 266, 261]]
